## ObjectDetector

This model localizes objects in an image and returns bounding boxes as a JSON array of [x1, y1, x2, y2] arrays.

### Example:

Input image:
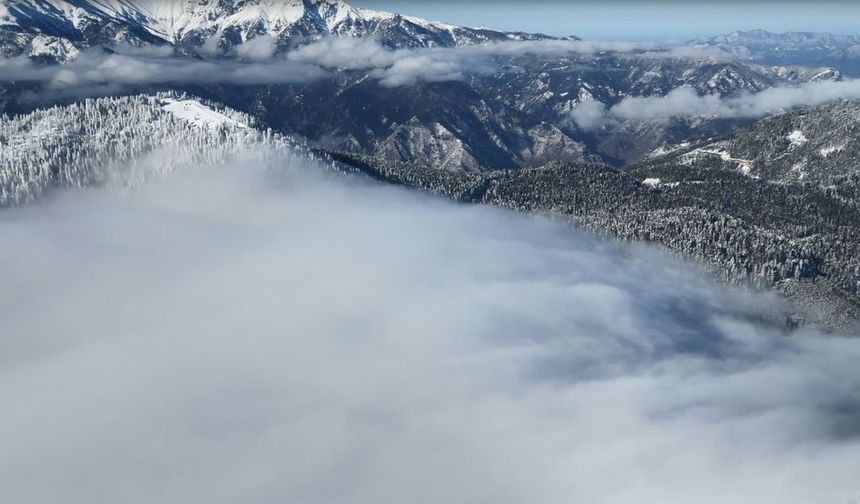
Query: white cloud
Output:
[[199, 33, 222, 57], [575, 80, 860, 129], [0, 149, 859, 504], [234, 35, 277, 61], [570, 99, 610, 130], [286, 36, 399, 69]]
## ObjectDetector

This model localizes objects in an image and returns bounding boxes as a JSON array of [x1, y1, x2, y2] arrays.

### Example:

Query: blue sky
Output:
[[353, 1, 860, 41]]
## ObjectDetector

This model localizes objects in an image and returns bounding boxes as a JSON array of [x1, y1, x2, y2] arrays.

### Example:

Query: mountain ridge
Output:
[[0, 0, 561, 51]]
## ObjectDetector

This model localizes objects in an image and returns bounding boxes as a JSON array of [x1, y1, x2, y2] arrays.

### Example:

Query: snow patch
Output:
[[641, 178, 680, 189], [685, 148, 754, 176], [790, 162, 808, 181], [161, 99, 247, 129], [649, 141, 690, 157], [819, 144, 845, 157], [29, 35, 80, 60], [787, 130, 808, 146]]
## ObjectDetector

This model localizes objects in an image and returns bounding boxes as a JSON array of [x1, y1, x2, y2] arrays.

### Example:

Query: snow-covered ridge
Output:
[[0, 92, 317, 206]]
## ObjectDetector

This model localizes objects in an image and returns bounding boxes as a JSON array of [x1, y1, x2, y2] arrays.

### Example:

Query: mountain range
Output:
[[0, 0, 556, 55]]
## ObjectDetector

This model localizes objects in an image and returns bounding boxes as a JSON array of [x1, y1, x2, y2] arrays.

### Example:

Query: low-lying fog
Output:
[[1, 155, 858, 504]]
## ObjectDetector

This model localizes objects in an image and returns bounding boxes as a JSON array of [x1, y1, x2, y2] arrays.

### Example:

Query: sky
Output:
[[354, 1, 860, 41]]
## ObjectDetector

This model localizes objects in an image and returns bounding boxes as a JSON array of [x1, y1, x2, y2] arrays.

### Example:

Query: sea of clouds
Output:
[[1, 153, 859, 504]]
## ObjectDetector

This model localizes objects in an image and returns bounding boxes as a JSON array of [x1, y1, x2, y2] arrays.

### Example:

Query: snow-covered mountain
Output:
[[0, 0, 557, 53]]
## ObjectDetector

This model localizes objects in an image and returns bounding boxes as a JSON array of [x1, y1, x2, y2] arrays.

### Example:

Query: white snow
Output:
[[819, 144, 845, 157], [217, 0, 306, 33], [691, 148, 734, 162], [642, 178, 680, 189], [685, 148, 754, 176], [0, 4, 12, 25], [0, 0, 484, 51], [787, 129, 808, 146], [161, 99, 247, 129], [650, 141, 692, 158], [355, 7, 394, 21], [29, 35, 80, 60], [402, 14, 458, 32], [650, 146, 671, 157], [811, 68, 839, 81], [790, 162, 808, 180]]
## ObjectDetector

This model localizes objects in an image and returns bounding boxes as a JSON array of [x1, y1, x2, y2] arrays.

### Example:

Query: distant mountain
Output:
[[0, 0, 558, 55], [695, 29, 860, 76]]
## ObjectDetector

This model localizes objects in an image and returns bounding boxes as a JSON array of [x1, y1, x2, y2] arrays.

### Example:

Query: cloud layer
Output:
[[286, 38, 728, 87], [0, 49, 327, 89], [571, 80, 860, 129], [1, 37, 728, 92], [1, 152, 859, 504]]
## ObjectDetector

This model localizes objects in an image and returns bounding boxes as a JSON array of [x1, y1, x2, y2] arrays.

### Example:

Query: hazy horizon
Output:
[[354, 1, 860, 41]]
